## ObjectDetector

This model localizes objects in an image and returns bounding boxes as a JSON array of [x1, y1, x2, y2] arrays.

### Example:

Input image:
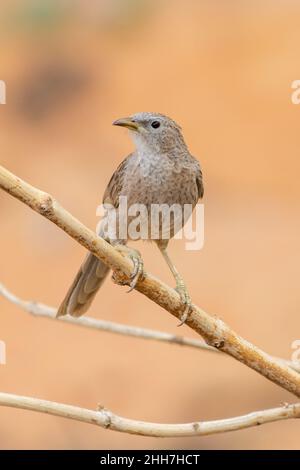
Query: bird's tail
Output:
[[57, 226, 110, 318]]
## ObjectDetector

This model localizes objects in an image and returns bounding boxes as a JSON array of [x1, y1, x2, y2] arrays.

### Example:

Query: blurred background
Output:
[[0, 0, 300, 450]]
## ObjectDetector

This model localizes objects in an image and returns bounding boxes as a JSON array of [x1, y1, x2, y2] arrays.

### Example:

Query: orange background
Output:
[[1, 0, 300, 449]]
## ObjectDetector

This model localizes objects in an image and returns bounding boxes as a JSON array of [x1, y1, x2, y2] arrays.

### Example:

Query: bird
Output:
[[57, 112, 204, 324]]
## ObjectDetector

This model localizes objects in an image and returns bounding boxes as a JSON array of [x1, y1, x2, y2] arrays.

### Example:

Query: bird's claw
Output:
[[112, 246, 144, 292], [127, 251, 144, 293], [175, 283, 193, 326]]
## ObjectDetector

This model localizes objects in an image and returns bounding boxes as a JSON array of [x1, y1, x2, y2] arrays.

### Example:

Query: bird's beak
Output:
[[113, 117, 139, 131]]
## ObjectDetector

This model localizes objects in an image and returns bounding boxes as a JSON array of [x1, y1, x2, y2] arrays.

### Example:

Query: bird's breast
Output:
[[121, 153, 198, 208]]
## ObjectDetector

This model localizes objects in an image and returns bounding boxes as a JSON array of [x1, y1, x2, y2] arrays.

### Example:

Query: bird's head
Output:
[[113, 112, 187, 154]]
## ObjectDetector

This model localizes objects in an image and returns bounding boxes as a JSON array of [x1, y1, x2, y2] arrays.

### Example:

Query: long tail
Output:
[[57, 227, 110, 318]]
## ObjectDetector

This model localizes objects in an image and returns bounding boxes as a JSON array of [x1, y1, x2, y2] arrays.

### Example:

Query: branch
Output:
[[0, 282, 215, 353], [2, 282, 300, 374], [0, 392, 299, 438], [1, 164, 300, 398]]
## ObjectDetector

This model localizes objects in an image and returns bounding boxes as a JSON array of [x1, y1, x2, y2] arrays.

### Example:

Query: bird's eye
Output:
[[151, 120, 161, 129]]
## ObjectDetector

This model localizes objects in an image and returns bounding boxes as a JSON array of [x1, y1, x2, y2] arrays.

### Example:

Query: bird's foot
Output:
[[175, 281, 193, 326], [126, 248, 144, 292], [112, 246, 144, 292]]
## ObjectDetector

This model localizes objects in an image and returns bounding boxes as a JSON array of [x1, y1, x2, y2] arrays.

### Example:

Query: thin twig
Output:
[[0, 282, 215, 353], [0, 392, 299, 437], [1, 164, 300, 398], [2, 282, 300, 374]]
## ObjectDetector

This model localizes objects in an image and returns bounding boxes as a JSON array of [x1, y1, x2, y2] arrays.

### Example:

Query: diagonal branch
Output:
[[1, 164, 300, 398], [0, 392, 299, 437]]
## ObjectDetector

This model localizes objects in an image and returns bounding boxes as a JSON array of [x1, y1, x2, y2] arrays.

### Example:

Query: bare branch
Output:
[[0, 282, 215, 353], [0, 392, 299, 438], [1, 164, 300, 398], [2, 282, 300, 375]]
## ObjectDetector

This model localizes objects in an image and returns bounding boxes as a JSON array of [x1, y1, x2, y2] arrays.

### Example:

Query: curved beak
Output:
[[113, 117, 139, 131]]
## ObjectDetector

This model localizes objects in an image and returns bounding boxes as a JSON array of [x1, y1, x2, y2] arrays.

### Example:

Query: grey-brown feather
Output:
[[57, 226, 110, 317]]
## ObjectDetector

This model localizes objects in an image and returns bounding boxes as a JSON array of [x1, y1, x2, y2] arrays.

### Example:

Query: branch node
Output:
[[210, 339, 225, 349], [97, 404, 112, 428], [38, 194, 53, 216], [192, 422, 200, 431], [292, 404, 300, 418]]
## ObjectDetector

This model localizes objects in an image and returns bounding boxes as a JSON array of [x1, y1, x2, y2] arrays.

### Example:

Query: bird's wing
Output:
[[102, 153, 134, 208]]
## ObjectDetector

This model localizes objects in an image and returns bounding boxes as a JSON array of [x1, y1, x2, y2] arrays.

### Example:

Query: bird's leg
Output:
[[157, 242, 192, 326], [112, 245, 144, 292]]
